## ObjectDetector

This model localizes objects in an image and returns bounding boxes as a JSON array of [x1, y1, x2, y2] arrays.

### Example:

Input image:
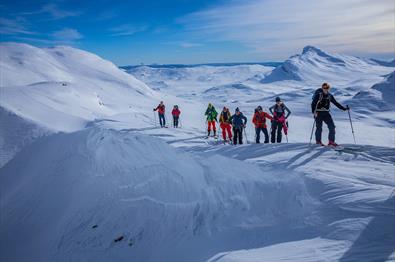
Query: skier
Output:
[[311, 83, 349, 147], [205, 103, 218, 138], [171, 105, 181, 128], [219, 107, 232, 142], [269, 97, 291, 143], [252, 106, 273, 143], [230, 107, 247, 145], [153, 101, 166, 128]]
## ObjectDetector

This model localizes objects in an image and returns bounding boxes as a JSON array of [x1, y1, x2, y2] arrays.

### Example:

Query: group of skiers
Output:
[[153, 82, 350, 147], [204, 98, 290, 145]]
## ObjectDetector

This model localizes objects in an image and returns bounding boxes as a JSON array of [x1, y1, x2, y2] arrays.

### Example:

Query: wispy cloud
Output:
[[109, 24, 147, 36], [52, 28, 83, 41], [164, 41, 203, 48], [0, 17, 35, 35], [20, 3, 81, 20], [178, 0, 395, 59]]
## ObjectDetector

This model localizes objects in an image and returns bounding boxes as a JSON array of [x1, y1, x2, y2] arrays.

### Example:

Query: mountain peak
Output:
[[302, 45, 324, 55]]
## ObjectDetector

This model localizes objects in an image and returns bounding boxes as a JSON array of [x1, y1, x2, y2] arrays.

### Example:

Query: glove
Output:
[[346, 105, 350, 110], [153, 108, 155, 111]]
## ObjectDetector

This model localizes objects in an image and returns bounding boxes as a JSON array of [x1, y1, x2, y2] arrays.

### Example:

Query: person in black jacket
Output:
[[311, 83, 349, 146], [230, 107, 247, 145]]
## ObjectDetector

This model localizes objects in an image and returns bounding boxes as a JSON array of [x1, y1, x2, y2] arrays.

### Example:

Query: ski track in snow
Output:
[[0, 43, 394, 262]]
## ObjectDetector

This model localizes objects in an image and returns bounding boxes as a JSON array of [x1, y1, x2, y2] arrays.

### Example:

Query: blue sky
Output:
[[0, 0, 394, 65]]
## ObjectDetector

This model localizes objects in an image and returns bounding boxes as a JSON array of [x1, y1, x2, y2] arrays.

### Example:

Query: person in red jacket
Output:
[[153, 101, 166, 127], [252, 106, 273, 143], [171, 105, 181, 128]]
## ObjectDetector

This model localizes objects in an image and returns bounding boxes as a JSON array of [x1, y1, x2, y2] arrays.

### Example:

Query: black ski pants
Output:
[[271, 120, 283, 143], [315, 112, 335, 142], [233, 127, 243, 145], [256, 127, 269, 143], [173, 116, 179, 128]]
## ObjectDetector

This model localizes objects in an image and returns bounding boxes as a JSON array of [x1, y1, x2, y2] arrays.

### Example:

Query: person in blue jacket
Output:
[[230, 107, 247, 145]]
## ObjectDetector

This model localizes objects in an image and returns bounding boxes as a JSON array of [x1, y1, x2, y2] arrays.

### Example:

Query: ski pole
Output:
[[243, 126, 249, 144], [153, 111, 157, 127], [310, 100, 320, 145], [309, 118, 315, 145], [347, 107, 356, 144]]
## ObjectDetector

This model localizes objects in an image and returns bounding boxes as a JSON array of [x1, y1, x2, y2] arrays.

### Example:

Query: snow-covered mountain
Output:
[[0, 43, 161, 166], [1, 43, 394, 262], [0, 43, 157, 131], [262, 46, 390, 85], [350, 71, 395, 113]]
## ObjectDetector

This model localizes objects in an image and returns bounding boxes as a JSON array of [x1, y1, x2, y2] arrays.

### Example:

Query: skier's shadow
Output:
[[283, 147, 326, 169], [338, 194, 395, 262]]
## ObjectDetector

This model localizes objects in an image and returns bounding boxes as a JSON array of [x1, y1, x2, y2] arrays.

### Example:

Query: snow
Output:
[[0, 43, 394, 262]]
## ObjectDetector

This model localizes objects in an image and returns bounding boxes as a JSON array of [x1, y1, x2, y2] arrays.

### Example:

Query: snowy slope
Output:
[[126, 64, 274, 98], [0, 42, 168, 167], [0, 42, 157, 132], [204, 143, 395, 262]]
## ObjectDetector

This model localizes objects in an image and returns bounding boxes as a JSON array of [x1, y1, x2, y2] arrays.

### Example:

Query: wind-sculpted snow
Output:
[[204, 143, 395, 262], [1, 127, 318, 262], [1, 130, 394, 262]]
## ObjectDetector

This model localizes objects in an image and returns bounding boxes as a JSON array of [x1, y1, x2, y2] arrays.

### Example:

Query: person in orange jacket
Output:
[[219, 107, 232, 142], [252, 105, 273, 143]]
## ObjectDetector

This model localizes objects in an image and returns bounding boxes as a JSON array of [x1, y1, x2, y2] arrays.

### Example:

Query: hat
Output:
[[322, 83, 330, 89], [275, 97, 281, 102], [257, 106, 262, 110], [235, 107, 240, 112]]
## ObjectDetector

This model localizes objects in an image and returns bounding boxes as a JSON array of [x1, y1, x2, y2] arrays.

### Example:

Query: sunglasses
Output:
[[323, 87, 330, 90]]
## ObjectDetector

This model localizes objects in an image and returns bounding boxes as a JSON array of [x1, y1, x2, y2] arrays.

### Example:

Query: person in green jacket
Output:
[[205, 103, 218, 137]]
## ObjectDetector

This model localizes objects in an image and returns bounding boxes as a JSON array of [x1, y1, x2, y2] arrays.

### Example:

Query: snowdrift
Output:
[[0, 106, 48, 167], [0, 127, 317, 262]]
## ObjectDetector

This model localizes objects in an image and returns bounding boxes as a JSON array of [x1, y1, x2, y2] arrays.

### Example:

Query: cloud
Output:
[[164, 41, 203, 48], [0, 17, 35, 35], [178, 0, 395, 59], [52, 28, 83, 41], [109, 24, 148, 36], [20, 3, 81, 20]]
